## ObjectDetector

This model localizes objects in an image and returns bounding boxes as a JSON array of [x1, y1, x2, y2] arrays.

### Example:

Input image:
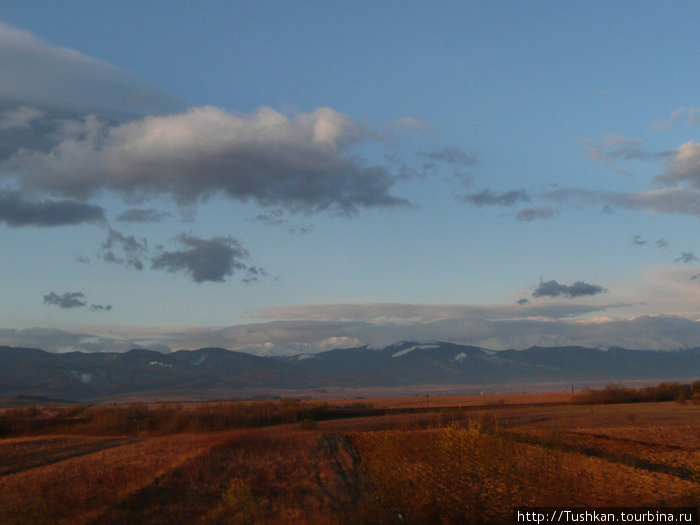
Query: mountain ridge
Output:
[[1, 343, 700, 403]]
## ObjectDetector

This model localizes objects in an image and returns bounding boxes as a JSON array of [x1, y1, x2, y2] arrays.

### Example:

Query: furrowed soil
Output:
[[1, 395, 700, 524]]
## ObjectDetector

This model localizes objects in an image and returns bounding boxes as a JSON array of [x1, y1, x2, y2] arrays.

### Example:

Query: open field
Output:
[[1, 390, 700, 524]]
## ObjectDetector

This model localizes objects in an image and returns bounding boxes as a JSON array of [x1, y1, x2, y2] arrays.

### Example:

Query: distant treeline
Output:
[[572, 380, 700, 405], [0, 399, 375, 437]]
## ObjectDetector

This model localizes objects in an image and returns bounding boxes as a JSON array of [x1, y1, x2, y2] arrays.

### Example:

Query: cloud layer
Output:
[[0, 21, 180, 118], [3, 311, 699, 354]]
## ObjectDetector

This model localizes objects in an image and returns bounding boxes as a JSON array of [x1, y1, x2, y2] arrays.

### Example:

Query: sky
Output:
[[0, 1, 699, 354]]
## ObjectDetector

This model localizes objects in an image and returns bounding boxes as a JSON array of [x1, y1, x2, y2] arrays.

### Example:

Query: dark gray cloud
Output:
[[43, 291, 86, 309], [90, 304, 113, 311], [532, 279, 606, 298], [418, 146, 477, 166], [632, 235, 647, 246], [656, 239, 669, 249], [99, 228, 148, 270], [3, 106, 409, 215], [43, 291, 112, 311], [690, 273, 700, 282], [0, 190, 104, 227], [516, 207, 557, 221], [461, 189, 530, 207], [116, 208, 171, 223], [674, 251, 698, 264], [151, 233, 255, 283], [517, 298, 529, 305]]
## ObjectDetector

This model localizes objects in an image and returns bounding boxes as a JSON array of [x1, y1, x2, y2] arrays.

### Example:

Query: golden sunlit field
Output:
[[1, 388, 700, 524]]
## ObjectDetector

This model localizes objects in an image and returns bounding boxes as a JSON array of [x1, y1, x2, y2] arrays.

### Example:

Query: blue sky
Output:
[[1, 1, 699, 354]]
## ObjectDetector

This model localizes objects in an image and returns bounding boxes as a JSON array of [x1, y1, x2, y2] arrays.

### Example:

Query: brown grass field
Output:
[[1, 388, 700, 524]]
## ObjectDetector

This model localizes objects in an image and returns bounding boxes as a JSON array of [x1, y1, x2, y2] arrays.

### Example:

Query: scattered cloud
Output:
[[631, 235, 671, 249], [544, 187, 700, 219], [654, 108, 700, 130], [43, 291, 86, 309], [674, 251, 698, 264], [90, 304, 113, 311], [2, 106, 409, 215], [532, 280, 606, 298], [254, 209, 286, 227], [516, 207, 558, 221], [43, 291, 112, 311], [585, 134, 670, 163], [517, 298, 529, 305], [151, 233, 255, 283], [99, 228, 148, 270], [242, 266, 269, 285], [0, 190, 104, 227], [391, 116, 433, 132], [288, 225, 313, 235], [460, 189, 530, 207], [583, 134, 670, 176], [417, 146, 477, 166], [116, 208, 171, 223], [253, 209, 313, 234]]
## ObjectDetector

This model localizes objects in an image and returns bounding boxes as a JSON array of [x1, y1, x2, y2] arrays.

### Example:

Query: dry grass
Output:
[[0, 432, 233, 524], [2, 389, 700, 523]]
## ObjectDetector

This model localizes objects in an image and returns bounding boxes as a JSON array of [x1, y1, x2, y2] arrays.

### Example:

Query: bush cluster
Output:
[[0, 399, 375, 437], [572, 380, 700, 405]]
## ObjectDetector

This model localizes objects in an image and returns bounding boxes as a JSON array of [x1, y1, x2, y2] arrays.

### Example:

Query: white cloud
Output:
[[656, 140, 700, 188], [4, 106, 408, 213]]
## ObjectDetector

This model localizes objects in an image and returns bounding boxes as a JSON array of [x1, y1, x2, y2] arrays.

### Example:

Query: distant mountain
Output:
[[1, 342, 700, 403]]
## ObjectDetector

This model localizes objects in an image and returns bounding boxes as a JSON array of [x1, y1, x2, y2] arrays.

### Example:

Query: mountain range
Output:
[[2, 342, 700, 403]]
